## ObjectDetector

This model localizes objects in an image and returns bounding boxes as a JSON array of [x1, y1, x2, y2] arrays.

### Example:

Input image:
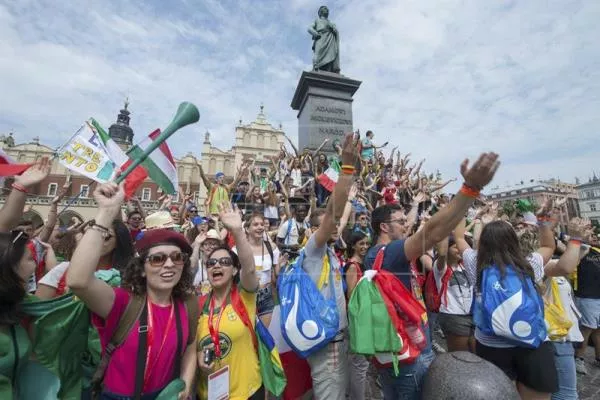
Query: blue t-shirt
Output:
[[365, 240, 432, 352], [364, 240, 411, 288]]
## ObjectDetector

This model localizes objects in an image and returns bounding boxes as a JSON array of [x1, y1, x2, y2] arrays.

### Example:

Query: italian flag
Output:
[[127, 129, 178, 195], [89, 119, 148, 198], [0, 148, 32, 176], [317, 159, 340, 192]]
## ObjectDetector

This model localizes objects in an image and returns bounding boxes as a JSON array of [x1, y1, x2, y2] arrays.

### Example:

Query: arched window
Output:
[[271, 135, 278, 149], [209, 158, 216, 174], [224, 159, 231, 176], [257, 134, 264, 148]]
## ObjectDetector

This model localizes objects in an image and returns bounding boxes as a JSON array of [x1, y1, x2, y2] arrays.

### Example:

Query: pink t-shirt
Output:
[[92, 287, 189, 396]]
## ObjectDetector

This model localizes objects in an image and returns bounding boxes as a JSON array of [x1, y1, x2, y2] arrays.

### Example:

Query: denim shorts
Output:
[[257, 285, 275, 316], [575, 297, 600, 329]]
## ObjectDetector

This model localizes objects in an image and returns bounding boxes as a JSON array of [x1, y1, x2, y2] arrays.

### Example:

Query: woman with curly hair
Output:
[[67, 182, 197, 400]]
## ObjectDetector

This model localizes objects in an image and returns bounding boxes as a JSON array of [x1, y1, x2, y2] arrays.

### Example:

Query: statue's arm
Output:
[[307, 21, 319, 38]]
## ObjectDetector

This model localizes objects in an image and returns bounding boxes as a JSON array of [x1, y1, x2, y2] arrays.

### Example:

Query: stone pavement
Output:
[[578, 346, 600, 400]]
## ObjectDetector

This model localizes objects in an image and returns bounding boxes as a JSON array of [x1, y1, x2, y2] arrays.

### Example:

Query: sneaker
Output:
[[575, 357, 588, 375], [432, 340, 447, 354]]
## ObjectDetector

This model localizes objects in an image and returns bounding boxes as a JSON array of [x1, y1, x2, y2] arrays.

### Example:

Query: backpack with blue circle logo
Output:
[[277, 249, 340, 358], [474, 264, 546, 348]]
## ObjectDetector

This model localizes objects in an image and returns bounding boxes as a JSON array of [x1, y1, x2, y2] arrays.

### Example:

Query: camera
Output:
[[203, 347, 215, 365]]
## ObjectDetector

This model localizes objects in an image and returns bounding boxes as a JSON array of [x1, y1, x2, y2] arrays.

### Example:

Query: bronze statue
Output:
[[308, 6, 340, 73]]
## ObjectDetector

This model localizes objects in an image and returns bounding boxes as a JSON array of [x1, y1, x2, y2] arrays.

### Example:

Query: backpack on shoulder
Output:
[[474, 264, 546, 348], [277, 249, 340, 358], [90, 294, 198, 399]]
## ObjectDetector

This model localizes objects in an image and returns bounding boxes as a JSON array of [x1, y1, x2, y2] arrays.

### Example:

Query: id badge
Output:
[[208, 365, 229, 400]]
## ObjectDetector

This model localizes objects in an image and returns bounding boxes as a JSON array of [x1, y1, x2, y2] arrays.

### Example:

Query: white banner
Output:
[[57, 124, 116, 183]]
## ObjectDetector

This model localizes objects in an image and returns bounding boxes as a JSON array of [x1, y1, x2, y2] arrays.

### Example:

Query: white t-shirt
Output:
[[290, 169, 302, 188], [232, 244, 280, 286], [38, 261, 70, 288], [433, 262, 474, 315], [544, 272, 584, 343], [276, 218, 309, 246], [463, 248, 545, 348]]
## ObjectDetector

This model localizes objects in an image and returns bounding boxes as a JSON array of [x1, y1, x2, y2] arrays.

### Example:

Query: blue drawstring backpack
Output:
[[277, 250, 340, 358], [474, 264, 546, 348]]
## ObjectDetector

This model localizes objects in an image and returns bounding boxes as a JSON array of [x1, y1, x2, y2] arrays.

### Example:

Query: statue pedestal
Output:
[[291, 71, 361, 153]]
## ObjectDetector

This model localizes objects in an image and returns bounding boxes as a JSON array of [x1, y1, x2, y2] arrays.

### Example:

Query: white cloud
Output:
[[0, 0, 598, 191]]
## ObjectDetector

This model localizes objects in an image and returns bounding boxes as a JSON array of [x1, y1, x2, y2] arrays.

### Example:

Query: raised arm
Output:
[[312, 133, 359, 248], [311, 138, 330, 157], [218, 203, 257, 292], [198, 164, 213, 192], [545, 219, 586, 277], [283, 136, 300, 157], [404, 153, 500, 261], [67, 182, 123, 318], [38, 180, 70, 242], [0, 158, 51, 232]]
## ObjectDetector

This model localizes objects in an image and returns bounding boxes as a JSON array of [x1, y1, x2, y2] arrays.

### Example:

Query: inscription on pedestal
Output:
[[291, 71, 361, 153]]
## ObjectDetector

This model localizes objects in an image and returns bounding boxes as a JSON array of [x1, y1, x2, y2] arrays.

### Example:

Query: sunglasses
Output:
[[189, 209, 198, 214], [12, 230, 28, 244], [206, 257, 234, 268], [146, 251, 188, 267]]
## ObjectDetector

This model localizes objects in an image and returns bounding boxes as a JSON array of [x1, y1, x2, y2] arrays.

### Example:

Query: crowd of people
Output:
[[1, 131, 599, 400]]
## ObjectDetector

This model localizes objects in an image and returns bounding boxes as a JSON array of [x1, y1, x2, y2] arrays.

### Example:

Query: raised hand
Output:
[[93, 182, 125, 217], [460, 152, 500, 190], [341, 132, 360, 166], [15, 157, 52, 188], [218, 202, 243, 232]]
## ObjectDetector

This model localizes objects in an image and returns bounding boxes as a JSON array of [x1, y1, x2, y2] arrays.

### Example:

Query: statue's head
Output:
[[318, 6, 329, 18]]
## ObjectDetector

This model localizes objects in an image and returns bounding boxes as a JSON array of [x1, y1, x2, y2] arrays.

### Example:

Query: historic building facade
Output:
[[576, 176, 600, 229], [485, 179, 580, 227], [0, 103, 287, 226]]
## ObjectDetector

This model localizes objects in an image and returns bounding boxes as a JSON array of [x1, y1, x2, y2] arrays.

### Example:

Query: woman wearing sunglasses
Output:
[[67, 183, 197, 400], [192, 203, 261, 400], [0, 229, 37, 397]]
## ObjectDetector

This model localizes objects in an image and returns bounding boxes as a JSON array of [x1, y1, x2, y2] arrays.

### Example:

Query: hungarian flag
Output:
[[89, 119, 148, 198], [317, 158, 340, 192], [128, 129, 178, 195], [0, 147, 32, 177]]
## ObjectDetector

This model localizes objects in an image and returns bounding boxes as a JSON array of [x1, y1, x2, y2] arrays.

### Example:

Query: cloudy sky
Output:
[[1, 0, 598, 191]]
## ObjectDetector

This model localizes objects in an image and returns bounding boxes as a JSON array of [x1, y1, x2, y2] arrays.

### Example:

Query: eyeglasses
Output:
[[386, 218, 407, 225], [146, 251, 188, 266], [206, 257, 234, 268]]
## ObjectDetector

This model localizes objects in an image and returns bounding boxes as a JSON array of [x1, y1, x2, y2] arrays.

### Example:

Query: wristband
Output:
[[11, 183, 28, 194], [341, 166, 355, 175], [459, 183, 480, 199], [569, 237, 583, 246]]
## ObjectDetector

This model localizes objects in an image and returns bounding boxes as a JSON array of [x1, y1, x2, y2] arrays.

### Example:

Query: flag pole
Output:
[[115, 102, 199, 184], [58, 179, 96, 216]]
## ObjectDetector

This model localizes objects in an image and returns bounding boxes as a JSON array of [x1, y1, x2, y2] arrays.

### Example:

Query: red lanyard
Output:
[[208, 295, 226, 357], [143, 297, 175, 388]]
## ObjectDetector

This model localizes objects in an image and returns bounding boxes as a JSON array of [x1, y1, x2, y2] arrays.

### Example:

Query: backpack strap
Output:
[[264, 240, 274, 266], [185, 295, 199, 346], [91, 295, 145, 395], [133, 301, 149, 400]]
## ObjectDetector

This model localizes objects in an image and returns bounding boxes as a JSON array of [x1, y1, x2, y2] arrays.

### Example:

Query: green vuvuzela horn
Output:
[[115, 102, 200, 184]]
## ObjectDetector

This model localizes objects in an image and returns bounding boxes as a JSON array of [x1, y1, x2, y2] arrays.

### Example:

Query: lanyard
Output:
[[143, 297, 175, 388], [208, 294, 227, 357]]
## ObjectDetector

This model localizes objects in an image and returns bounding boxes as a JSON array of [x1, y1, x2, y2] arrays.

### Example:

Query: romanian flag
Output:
[[255, 318, 287, 397]]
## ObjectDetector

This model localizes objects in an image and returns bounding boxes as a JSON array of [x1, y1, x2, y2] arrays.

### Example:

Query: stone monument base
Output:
[[291, 71, 361, 153]]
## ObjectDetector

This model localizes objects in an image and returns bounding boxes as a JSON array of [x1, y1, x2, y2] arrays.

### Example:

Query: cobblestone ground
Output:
[[578, 346, 600, 400]]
